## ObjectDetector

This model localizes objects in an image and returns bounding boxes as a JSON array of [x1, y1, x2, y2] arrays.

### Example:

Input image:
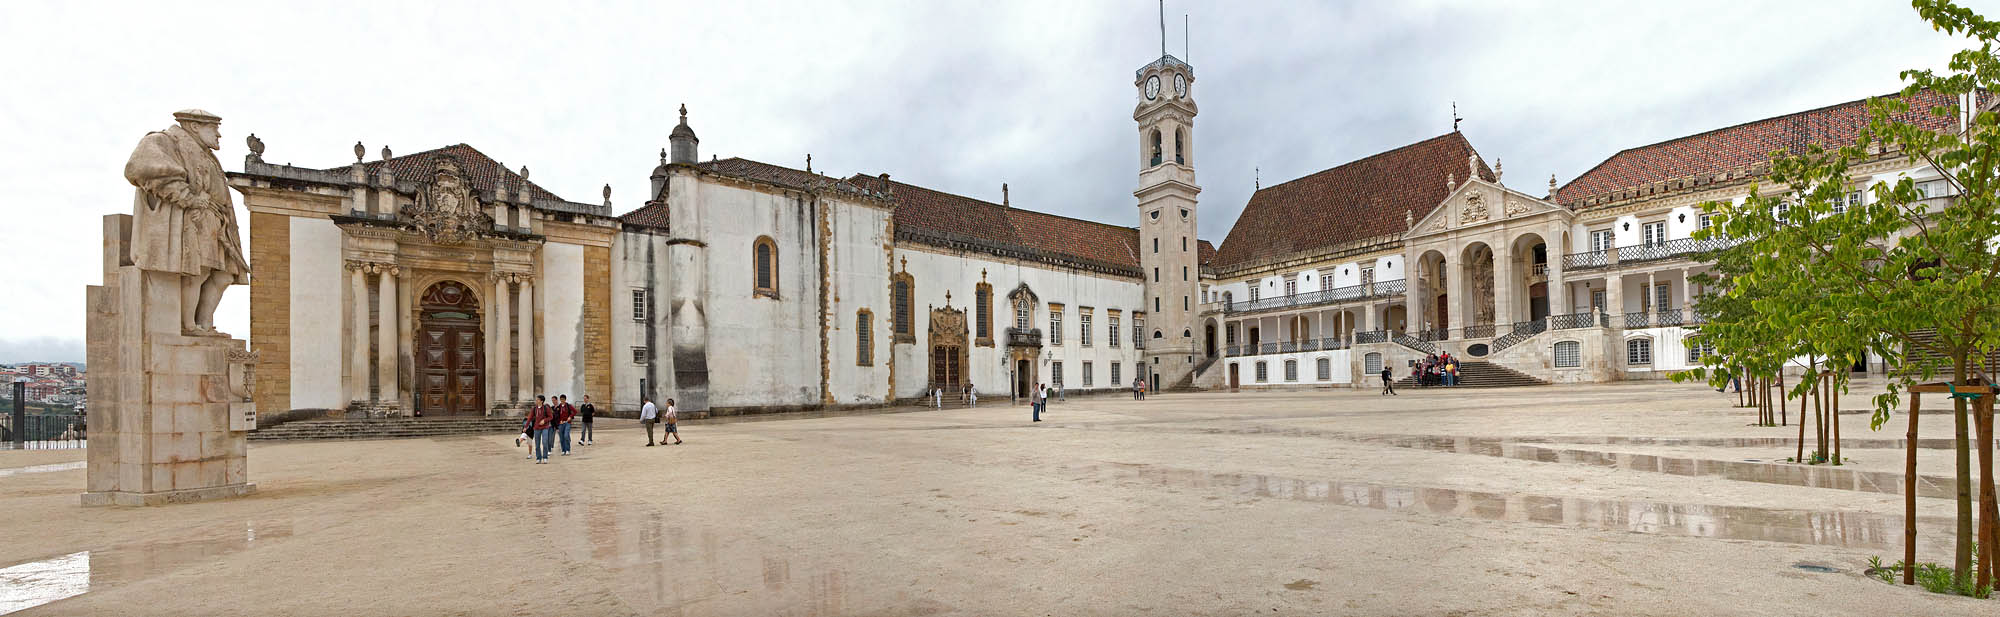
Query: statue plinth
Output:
[[83, 214, 256, 506]]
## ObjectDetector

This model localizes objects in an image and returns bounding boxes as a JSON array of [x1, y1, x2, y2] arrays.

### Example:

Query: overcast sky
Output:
[[0, 0, 1986, 363]]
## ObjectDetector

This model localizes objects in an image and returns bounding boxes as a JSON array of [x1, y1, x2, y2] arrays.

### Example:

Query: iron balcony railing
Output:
[[1655, 308, 1686, 327], [1392, 333, 1438, 354], [1280, 341, 1299, 353], [1491, 318, 1549, 353], [1354, 330, 1389, 344], [1226, 345, 1245, 357], [1562, 249, 1609, 271], [1461, 324, 1497, 339], [1624, 309, 1688, 329], [1322, 338, 1348, 351], [1623, 311, 1650, 329], [1614, 236, 1746, 265], [1005, 327, 1042, 347], [1417, 328, 1450, 342], [1259, 342, 1280, 354], [1550, 311, 1604, 330], [1299, 339, 1320, 352], [1224, 278, 1409, 315]]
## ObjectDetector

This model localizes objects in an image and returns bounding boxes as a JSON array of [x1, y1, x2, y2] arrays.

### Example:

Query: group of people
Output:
[[520, 394, 594, 463], [933, 384, 978, 408], [1415, 352, 1460, 387], [1131, 377, 1147, 400]]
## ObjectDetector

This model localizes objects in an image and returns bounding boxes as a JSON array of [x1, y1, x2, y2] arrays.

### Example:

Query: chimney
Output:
[[1002, 183, 1009, 207]]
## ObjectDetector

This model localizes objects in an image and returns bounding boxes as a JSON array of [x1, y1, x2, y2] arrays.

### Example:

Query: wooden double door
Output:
[[416, 281, 485, 416]]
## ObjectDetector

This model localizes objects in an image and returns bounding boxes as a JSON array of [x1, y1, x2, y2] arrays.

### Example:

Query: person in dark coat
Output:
[[578, 395, 596, 445]]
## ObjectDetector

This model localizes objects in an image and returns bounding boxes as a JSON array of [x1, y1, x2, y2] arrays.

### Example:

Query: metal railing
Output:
[[1417, 328, 1450, 342], [1550, 311, 1604, 330], [1224, 278, 1410, 315], [1299, 339, 1320, 351], [1005, 327, 1042, 347], [1225, 345, 1244, 357], [1322, 337, 1349, 351], [1280, 341, 1298, 353], [1, 413, 87, 450], [1491, 318, 1549, 353], [1623, 311, 1651, 329], [1462, 324, 1497, 339], [1624, 309, 1688, 328], [1654, 308, 1686, 327], [1354, 330, 1389, 344], [1562, 249, 1609, 270], [1392, 333, 1438, 354], [1259, 342, 1280, 354]]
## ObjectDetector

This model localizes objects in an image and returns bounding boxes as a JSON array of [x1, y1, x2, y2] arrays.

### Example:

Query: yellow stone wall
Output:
[[583, 244, 613, 403], [248, 211, 290, 414]]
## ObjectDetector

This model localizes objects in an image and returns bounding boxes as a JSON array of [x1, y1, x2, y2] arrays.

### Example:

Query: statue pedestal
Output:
[[83, 214, 255, 507]]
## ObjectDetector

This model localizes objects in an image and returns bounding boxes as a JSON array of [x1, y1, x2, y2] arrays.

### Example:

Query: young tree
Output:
[[1683, 0, 2000, 589]]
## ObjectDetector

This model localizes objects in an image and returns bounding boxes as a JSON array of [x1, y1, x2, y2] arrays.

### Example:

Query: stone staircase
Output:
[[1170, 355, 1222, 391], [1394, 361, 1546, 389], [249, 417, 528, 442]]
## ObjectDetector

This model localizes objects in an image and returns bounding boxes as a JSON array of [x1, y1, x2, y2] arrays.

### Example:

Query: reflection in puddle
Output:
[[1077, 463, 1937, 550], [1346, 435, 1955, 499], [0, 462, 86, 479], [0, 522, 290, 615]]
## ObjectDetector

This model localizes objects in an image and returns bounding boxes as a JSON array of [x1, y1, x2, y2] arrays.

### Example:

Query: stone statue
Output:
[[123, 109, 248, 337]]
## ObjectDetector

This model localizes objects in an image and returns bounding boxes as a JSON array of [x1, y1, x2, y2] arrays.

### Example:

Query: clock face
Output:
[[1145, 75, 1161, 100], [1173, 74, 1187, 97]]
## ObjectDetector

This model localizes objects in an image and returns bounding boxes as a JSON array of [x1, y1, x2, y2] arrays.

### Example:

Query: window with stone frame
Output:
[[1014, 297, 1031, 329], [1284, 275, 1298, 297], [1589, 230, 1614, 252], [1316, 357, 1331, 380], [1108, 314, 1121, 348], [1080, 309, 1093, 346], [1133, 314, 1145, 348], [1051, 361, 1064, 388], [1687, 339, 1714, 364], [1626, 337, 1653, 365], [1641, 221, 1666, 247], [1083, 362, 1094, 387], [1591, 289, 1607, 313], [1284, 359, 1298, 382], [856, 310, 874, 366], [632, 346, 649, 365], [1110, 362, 1122, 386], [891, 273, 915, 342], [1225, 323, 1237, 346], [1364, 353, 1383, 375], [1248, 285, 1260, 303], [1699, 213, 1714, 230], [753, 236, 779, 298], [631, 289, 649, 322], [1049, 307, 1064, 345], [1554, 341, 1581, 368], [1254, 361, 1268, 382], [974, 283, 993, 346]]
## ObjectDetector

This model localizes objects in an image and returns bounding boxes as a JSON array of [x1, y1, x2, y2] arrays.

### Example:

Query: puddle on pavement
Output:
[[1343, 435, 1955, 499], [0, 462, 86, 479], [1075, 463, 1934, 551], [0, 521, 291, 615]]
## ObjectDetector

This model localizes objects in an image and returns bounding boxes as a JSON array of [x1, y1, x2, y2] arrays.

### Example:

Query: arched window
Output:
[[1553, 341, 1581, 368], [1152, 330, 1163, 339], [856, 310, 874, 366], [1014, 298, 1031, 329], [890, 273, 914, 342], [753, 236, 779, 298], [974, 283, 993, 345], [1174, 128, 1185, 164], [1182, 328, 1192, 339], [1150, 130, 1163, 166]]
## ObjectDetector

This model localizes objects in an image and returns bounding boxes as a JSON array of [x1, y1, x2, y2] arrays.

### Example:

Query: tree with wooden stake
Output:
[[1678, 0, 2000, 592]]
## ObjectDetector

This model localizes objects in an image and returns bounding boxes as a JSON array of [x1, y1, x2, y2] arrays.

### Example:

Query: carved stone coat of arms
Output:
[[403, 156, 492, 245]]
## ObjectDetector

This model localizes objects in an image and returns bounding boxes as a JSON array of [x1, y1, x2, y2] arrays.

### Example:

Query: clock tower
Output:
[[1133, 53, 1201, 390]]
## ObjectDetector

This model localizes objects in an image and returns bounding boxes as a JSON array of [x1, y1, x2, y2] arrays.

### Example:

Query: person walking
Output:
[[531, 396, 556, 463], [967, 383, 978, 408], [662, 398, 683, 445], [578, 395, 596, 445], [1380, 366, 1398, 396], [1132, 377, 1142, 400], [640, 396, 659, 446], [933, 387, 943, 409], [1030, 382, 1044, 422], [554, 395, 576, 455]]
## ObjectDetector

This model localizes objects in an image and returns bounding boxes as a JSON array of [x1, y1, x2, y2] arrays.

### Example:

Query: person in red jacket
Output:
[[555, 394, 577, 456], [530, 396, 556, 464]]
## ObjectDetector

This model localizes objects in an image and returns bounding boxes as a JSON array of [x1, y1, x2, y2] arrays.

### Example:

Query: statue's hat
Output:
[[172, 109, 222, 124]]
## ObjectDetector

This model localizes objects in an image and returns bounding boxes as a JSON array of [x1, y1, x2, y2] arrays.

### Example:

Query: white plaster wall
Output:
[[1612, 214, 1639, 248], [824, 199, 893, 405], [289, 217, 344, 409], [699, 182, 820, 408], [1374, 255, 1404, 281], [892, 246, 1146, 399], [542, 242, 585, 399], [1666, 205, 1699, 240], [610, 229, 674, 414], [1224, 349, 1351, 386]]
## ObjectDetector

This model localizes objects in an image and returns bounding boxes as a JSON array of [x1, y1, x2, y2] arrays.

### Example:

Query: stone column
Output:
[[1646, 271, 1658, 314], [1548, 241, 1569, 316], [493, 275, 511, 405], [1446, 256, 1466, 334], [375, 266, 399, 403], [1404, 275, 1424, 335], [1680, 268, 1693, 316], [1493, 247, 1515, 326], [348, 263, 369, 403], [1362, 302, 1377, 333], [1606, 273, 1625, 326], [516, 277, 535, 401]]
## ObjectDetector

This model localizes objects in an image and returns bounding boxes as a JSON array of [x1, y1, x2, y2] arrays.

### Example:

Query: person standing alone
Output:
[[1380, 366, 1397, 396], [662, 398, 684, 445], [578, 395, 596, 445]]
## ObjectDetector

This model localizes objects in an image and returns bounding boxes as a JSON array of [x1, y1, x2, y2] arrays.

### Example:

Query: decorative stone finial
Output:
[[1447, 173, 1456, 192], [806, 153, 812, 173], [1002, 182, 1010, 207], [519, 165, 529, 181], [659, 148, 667, 164], [1494, 158, 1503, 183], [1549, 174, 1558, 196], [380, 145, 392, 160], [1405, 209, 1414, 228], [353, 141, 365, 162], [246, 133, 264, 156], [603, 183, 612, 206], [679, 103, 687, 122]]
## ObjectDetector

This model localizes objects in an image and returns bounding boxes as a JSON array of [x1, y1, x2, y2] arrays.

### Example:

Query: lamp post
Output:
[[11, 377, 26, 450]]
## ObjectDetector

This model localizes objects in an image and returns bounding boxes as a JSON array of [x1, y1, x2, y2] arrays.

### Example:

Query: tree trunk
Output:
[[1816, 376, 1827, 462], [1781, 373, 1789, 426], [1954, 360, 1974, 586], [1798, 378, 1809, 463], [1908, 392, 1921, 585], [1977, 394, 1997, 592], [1833, 381, 1842, 463]]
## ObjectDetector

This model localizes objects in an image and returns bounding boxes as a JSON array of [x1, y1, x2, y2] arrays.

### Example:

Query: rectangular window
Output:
[[1109, 315, 1121, 348], [856, 311, 873, 366], [1182, 236, 1188, 251], [1698, 213, 1713, 230], [1083, 362, 1094, 387], [1080, 310, 1094, 347], [1653, 283, 1671, 314], [631, 289, 649, 322], [1627, 338, 1653, 365], [1254, 361, 1268, 382], [632, 346, 649, 365], [1248, 286, 1260, 302], [1111, 362, 1122, 385], [975, 287, 990, 339], [1642, 222, 1666, 247], [1554, 341, 1581, 368], [1154, 297, 1160, 312], [1687, 339, 1714, 364], [1591, 289, 1607, 313], [1134, 315, 1145, 348], [1153, 238, 1159, 253], [1316, 357, 1331, 380], [1360, 267, 1375, 287], [1590, 230, 1614, 252], [1284, 360, 1298, 382], [1015, 299, 1030, 329], [1183, 296, 1189, 311], [1183, 266, 1188, 281], [1052, 361, 1064, 388], [1225, 323, 1237, 346], [1837, 191, 1860, 215], [1050, 309, 1064, 345], [1153, 268, 1160, 282], [1284, 276, 1298, 297]]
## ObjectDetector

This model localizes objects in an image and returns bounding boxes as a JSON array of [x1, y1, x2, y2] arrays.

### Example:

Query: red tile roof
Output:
[[326, 143, 568, 203], [1211, 132, 1491, 272], [619, 201, 671, 229], [849, 174, 1152, 275], [1556, 91, 1977, 208]]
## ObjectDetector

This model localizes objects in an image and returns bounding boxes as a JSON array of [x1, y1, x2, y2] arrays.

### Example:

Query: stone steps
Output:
[[250, 418, 527, 442], [1394, 361, 1546, 389]]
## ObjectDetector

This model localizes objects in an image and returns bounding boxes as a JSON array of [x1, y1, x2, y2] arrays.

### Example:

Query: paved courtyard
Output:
[[2, 381, 1994, 616]]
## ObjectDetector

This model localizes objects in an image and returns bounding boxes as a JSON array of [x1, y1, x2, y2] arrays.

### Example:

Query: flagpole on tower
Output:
[[1159, 0, 1166, 57]]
